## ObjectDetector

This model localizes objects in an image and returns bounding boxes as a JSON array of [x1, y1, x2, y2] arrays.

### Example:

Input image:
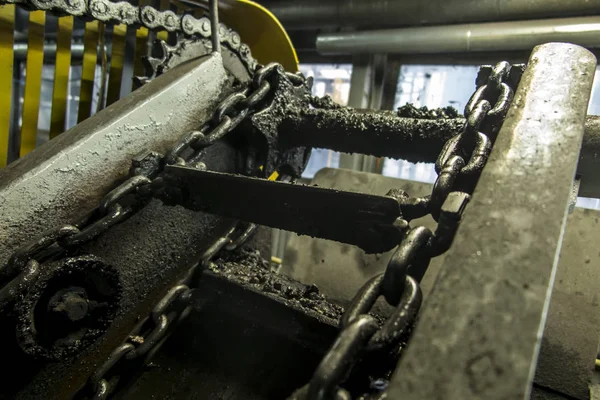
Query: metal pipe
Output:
[[317, 16, 600, 55], [264, 0, 600, 30], [209, 0, 221, 53], [387, 42, 597, 400]]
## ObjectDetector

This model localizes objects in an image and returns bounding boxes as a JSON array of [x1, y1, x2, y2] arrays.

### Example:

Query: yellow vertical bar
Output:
[[156, 0, 170, 41], [106, 24, 126, 106], [0, 5, 14, 167], [77, 20, 100, 123], [19, 10, 45, 158], [134, 0, 150, 78], [134, 26, 149, 78], [49, 16, 73, 139]]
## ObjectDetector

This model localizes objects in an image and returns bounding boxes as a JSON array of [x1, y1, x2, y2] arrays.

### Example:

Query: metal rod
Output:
[[386, 42, 596, 400], [281, 111, 600, 198], [317, 16, 600, 55], [263, 0, 600, 30], [209, 0, 220, 53]]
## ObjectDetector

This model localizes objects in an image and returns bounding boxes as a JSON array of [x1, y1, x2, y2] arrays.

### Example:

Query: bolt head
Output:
[[440, 191, 471, 220]]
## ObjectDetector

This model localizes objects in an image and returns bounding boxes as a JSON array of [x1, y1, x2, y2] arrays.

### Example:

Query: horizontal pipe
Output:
[[264, 0, 600, 29], [281, 110, 600, 198], [317, 16, 600, 55]]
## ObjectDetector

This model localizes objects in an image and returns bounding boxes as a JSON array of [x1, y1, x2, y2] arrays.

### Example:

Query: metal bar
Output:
[[106, 24, 126, 106], [134, 0, 151, 79], [264, 0, 600, 29], [120, 25, 136, 97], [163, 166, 403, 254], [19, 10, 45, 157], [49, 16, 73, 139], [0, 5, 15, 166], [380, 60, 401, 111], [281, 109, 462, 164], [281, 111, 600, 198], [387, 43, 596, 400], [134, 26, 149, 78], [209, 0, 220, 53], [317, 16, 600, 55], [77, 20, 100, 123], [339, 55, 373, 171]]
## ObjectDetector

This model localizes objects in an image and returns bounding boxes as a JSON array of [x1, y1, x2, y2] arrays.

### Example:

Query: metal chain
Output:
[[0, 63, 297, 400], [1, 0, 257, 73], [291, 62, 525, 400], [0, 61, 286, 309], [80, 65, 298, 399], [86, 220, 253, 399]]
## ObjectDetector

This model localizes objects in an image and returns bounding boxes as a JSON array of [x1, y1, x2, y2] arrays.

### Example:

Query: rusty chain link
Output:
[[291, 62, 525, 400]]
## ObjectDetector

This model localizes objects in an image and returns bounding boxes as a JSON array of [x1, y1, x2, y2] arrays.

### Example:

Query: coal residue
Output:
[[212, 248, 343, 321], [397, 103, 460, 119], [310, 95, 344, 110]]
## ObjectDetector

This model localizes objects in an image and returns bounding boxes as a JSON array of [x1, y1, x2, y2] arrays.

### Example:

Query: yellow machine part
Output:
[[221, 0, 299, 72], [0, 5, 15, 167], [0, 0, 298, 167]]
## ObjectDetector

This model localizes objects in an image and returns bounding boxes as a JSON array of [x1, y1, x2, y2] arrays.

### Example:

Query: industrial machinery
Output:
[[0, 0, 599, 399]]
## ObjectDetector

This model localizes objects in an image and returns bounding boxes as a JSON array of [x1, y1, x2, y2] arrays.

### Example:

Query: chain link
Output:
[[0, 4, 525, 395], [86, 219, 261, 399], [1, 0, 258, 73], [0, 62, 287, 307], [292, 62, 525, 400], [0, 53, 298, 397], [80, 65, 299, 399]]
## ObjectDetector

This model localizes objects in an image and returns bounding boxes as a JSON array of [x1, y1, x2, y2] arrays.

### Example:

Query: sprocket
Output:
[[137, 27, 257, 86]]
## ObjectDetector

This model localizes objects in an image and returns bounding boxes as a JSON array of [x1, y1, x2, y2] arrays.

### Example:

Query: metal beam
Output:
[[387, 43, 596, 400]]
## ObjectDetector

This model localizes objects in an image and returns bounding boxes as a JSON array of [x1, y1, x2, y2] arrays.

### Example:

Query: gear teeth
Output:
[[133, 76, 150, 89], [141, 56, 162, 80], [151, 39, 174, 61]]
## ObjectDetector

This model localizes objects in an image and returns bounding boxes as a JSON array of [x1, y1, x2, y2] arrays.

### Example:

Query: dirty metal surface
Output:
[[387, 43, 597, 400], [0, 54, 249, 399], [280, 168, 440, 314], [534, 207, 600, 399], [578, 115, 600, 197], [0, 53, 229, 268], [163, 166, 404, 253], [282, 167, 600, 400], [280, 108, 600, 197], [119, 248, 340, 400], [14, 149, 240, 399]]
